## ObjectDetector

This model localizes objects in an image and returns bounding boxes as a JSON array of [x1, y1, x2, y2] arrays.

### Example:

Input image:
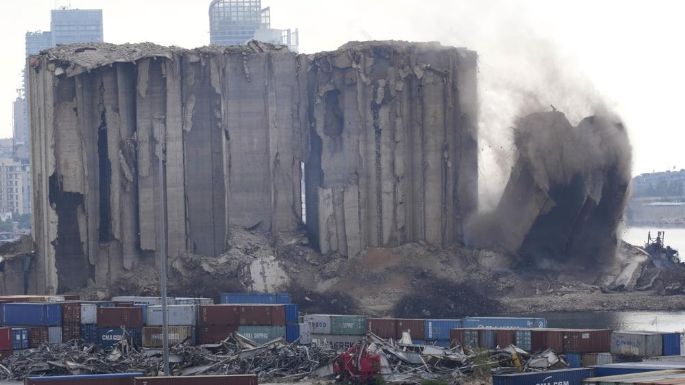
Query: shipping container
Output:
[[196, 325, 238, 344], [682, 334, 685, 357], [284, 304, 298, 323], [367, 318, 397, 339], [27, 326, 48, 348], [112, 296, 162, 306], [563, 329, 612, 353], [1, 303, 62, 326], [397, 319, 425, 340], [565, 352, 582, 368], [11, 328, 28, 350], [81, 304, 98, 325], [97, 307, 143, 328], [48, 326, 62, 344], [237, 325, 285, 344], [479, 329, 497, 349], [146, 305, 197, 326], [238, 305, 285, 326], [286, 323, 300, 343], [133, 374, 258, 385], [612, 331, 663, 357], [450, 329, 479, 348], [0, 327, 11, 351], [496, 329, 516, 348], [584, 370, 685, 384], [173, 298, 214, 306], [425, 319, 462, 340], [582, 352, 613, 367], [62, 322, 81, 342], [97, 327, 142, 348], [299, 322, 311, 345], [304, 314, 331, 334], [492, 368, 594, 385], [142, 326, 194, 348], [60, 302, 81, 324], [515, 329, 531, 351], [330, 315, 366, 336], [81, 324, 98, 344], [592, 363, 685, 377], [25, 372, 144, 385], [220, 292, 291, 304], [462, 317, 547, 329], [198, 305, 240, 326], [663, 333, 682, 356], [532, 329, 564, 353], [310, 334, 363, 351]]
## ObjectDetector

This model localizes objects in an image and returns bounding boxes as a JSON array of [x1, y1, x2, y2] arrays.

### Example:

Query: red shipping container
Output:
[[367, 318, 398, 339], [61, 302, 81, 323], [238, 305, 285, 326], [199, 305, 240, 326], [562, 329, 611, 353], [62, 322, 81, 342], [0, 327, 11, 351], [496, 329, 516, 347], [134, 374, 258, 385], [532, 329, 564, 353], [27, 327, 48, 348], [97, 307, 143, 328], [197, 325, 238, 344], [25, 376, 137, 385], [450, 329, 464, 346], [397, 319, 425, 340]]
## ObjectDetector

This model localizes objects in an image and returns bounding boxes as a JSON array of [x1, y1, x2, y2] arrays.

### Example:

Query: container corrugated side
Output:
[[611, 331, 663, 357], [237, 325, 285, 344], [11, 328, 28, 350], [1, 303, 62, 326], [196, 325, 238, 344], [111, 296, 162, 305], [330, 315, 366, 335], [80, 303, 98, 325], [146, 305, 197, 326], [220, 292, 291, 304], [397, 319, 425, 340], [142, 326, 194, 348], [286, 323, 300, 343], [584, 369, 685, 384], [62, 322, 81, 342], [425, 319, 462, 340], [133, 374, 258, 385], [663, 333, 682, 356], [682, 333, 685, 357], [563, 329, 612, 353], [492, 368, 594, 385], [565, 352, 581, 368], [299, 322, 312, 345], [80, 324, 98, 344], [25, 372, 144, 385], [591, 363, 685, 377], [284, 304, 298, 323], [582, 352, 613, 366], [27, 326, 48, 348], [515, 329, 531, 351], [97, 327, 142, 348], [310, 334, 363, 351], [367, 318, 398, 339], [48, 326, 62, 344], [462, 317, 547, 329], [0, 328, 11, 351], [304, 315, 331, 334]]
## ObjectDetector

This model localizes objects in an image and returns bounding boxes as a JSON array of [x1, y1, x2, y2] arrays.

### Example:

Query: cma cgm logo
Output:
[[536, 376, 569, 385]]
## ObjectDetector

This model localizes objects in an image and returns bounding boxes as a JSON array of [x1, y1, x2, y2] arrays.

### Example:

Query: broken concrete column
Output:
[[304, 42, 479, 257]]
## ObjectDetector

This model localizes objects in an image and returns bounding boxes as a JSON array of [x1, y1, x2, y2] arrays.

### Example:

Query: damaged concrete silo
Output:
[[468, 110, 631, 268], [303, 42, 479, 256]]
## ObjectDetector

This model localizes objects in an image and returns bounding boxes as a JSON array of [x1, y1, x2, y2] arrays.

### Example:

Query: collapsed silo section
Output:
[[304, 41, 479, 257]]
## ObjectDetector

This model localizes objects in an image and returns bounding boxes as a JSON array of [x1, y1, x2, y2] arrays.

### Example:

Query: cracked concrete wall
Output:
[[29, 41, 477, 293], [304, 42, 478, 257]]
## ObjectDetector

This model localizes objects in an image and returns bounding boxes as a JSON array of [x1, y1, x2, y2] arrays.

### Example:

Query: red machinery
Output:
[[333, 343, 381, 384]]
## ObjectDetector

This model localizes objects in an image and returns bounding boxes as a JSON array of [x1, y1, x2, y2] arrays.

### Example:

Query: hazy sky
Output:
[[0, 0, 683, 178]]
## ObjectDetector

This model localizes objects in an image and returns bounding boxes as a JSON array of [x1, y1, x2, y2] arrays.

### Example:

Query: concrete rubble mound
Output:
[[27, 41, 479, 295]]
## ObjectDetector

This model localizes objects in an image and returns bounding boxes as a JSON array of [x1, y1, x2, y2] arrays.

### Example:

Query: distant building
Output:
[[25, 31, 53, 56], [50, 8, 103, 45], [209, 1, 298, 51], [0, 158, 31, 216], [12, 91, 29, 161]]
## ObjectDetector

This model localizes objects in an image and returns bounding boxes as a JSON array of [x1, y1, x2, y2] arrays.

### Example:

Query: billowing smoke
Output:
[[467, 109, 632, 268]]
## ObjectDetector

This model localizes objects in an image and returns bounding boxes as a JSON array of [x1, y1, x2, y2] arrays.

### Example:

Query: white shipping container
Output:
[[173, 298, 214, 305], [304, 315, 331, 334], [611, 331, 662, 357], [48, 326, 62, 344], [142, 326, 195, 348], [310, 334, 363, 351], [81, 303, 98, 325], [146, 305, 197, 326], [299, 322, 312, 345], [112, 296, 162, 305]]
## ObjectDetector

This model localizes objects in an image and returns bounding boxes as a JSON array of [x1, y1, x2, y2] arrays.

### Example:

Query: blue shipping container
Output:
[[592, 362, 685, 377], [424, 319, 462, 340], [1, 303, 62, 326], [220, 292, 291, 304], [662, 332, 681, 356], [11, 328, 28, 350], [286, 323, 300, 343], [493, 368, 594, 385], [462, 317, 547, 329], [285, 304, 298, 323], [80, 324, 99, 343], [97, 327, 142, 348], [26, 372, 144, 382], [565, 353, 581, 368]]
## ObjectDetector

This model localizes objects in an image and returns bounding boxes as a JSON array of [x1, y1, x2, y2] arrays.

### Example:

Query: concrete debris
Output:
[[28, 40, 478, 295]]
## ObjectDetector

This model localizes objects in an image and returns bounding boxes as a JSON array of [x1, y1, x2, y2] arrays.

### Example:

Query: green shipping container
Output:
[[237, 325, 285, 344], [330, 315, 366, 335]]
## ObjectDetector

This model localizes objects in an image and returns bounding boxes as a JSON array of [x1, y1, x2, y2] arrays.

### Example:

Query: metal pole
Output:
[[158, 140, 170, 375]]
